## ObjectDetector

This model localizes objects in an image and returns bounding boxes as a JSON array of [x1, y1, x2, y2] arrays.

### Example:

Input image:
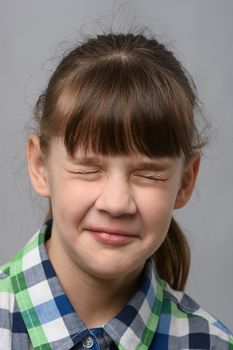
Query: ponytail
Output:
[[153, 217, 190, 291]]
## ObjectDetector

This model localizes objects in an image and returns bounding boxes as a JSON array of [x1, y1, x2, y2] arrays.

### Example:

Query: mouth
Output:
[[84, 227, 138, 245]]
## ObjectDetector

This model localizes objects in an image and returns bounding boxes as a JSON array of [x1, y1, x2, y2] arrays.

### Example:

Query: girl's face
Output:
[[28, 136, 199, 280]]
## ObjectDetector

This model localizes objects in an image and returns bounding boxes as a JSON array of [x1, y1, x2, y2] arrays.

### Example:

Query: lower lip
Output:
[[87, 231, 136, 245]]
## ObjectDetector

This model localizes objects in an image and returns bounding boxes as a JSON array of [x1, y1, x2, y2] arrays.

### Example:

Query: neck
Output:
[[45, 238, 142, 328]]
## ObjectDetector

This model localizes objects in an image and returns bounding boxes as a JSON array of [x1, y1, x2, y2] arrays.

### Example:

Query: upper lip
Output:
[[85, 226, 138, 237]]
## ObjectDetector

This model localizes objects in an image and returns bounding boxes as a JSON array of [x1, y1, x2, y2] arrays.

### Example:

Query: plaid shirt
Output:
[[0, 222, 232, 350]]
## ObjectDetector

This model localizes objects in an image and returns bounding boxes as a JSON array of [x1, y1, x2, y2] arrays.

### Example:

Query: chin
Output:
[[84, 256, 144, 281], [88, 265, 128, 280]]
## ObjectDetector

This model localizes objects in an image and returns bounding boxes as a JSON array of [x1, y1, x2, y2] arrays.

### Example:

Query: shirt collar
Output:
[[10, 221, 165, 350], [104, 257, 165, 349]]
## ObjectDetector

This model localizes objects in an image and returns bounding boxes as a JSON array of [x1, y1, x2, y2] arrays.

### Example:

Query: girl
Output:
[[0, 32, 232, 350]]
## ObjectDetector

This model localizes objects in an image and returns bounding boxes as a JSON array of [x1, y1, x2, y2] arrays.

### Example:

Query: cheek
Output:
[[50, 179, 98, 223], [138, 187, 178, 234]]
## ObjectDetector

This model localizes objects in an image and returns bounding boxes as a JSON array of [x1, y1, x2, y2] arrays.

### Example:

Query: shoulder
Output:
[[0, 259, 15, 308], [0, 228, 41, 309], [0, 260, 14, 298], [157, 282, 233, 349], [0, 261, 15, 349]]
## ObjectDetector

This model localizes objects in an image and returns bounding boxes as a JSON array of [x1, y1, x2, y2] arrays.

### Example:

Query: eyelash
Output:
[[70, 171, 99, 175]]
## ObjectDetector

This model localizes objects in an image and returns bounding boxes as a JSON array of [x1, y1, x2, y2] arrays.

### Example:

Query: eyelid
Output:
[[135, 168, 168, 175], [135, 170, 169, 180], [65, 163, 101, 174], [136, 174, 167, 181]]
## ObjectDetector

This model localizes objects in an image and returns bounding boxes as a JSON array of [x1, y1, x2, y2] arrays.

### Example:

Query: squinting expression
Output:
[[43, 138, 185, 280]]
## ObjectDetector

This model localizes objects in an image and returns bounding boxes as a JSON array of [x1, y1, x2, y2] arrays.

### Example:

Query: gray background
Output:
[[0, 0, 232, 330]]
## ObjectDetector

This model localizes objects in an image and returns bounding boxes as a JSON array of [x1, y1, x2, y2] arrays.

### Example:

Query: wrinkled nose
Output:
[[95, 178, 137, 217]]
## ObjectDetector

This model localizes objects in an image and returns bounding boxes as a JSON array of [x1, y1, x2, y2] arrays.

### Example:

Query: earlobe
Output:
[[174, 153, 201, 209], [27, 134, 50, 197]]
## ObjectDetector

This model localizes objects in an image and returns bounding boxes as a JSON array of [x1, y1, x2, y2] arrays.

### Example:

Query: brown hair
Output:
[[34, 33, 206, 291]]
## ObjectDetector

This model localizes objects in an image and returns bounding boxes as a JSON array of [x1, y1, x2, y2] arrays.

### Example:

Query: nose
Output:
[[95, 177, 137, 217]]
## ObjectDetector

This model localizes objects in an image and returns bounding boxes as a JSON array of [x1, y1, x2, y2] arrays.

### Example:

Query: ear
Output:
[[174, 153, 201, 209], [27, 134, 50, 197]]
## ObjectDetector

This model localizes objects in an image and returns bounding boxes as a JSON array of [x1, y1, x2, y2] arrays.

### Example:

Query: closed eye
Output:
[[69, 170, 99, 175], [136, 174, 167, 181]]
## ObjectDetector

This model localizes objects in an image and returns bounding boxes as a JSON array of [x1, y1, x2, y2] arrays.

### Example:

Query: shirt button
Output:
[[82, 336, 94, 348]]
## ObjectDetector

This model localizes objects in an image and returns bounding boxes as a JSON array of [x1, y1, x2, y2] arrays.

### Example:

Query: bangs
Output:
[[51, 58, 194, 158]]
